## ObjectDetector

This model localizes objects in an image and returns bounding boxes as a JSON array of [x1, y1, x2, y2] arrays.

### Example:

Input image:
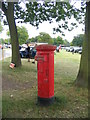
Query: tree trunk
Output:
[[75, 2, 90, 87], [6, 3, 21, 67]]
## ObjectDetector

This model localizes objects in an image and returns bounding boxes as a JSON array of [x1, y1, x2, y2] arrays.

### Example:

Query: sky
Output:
[[0, 0, 85, 43]]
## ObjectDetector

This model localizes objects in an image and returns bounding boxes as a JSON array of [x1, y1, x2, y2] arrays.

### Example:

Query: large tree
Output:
[[75, 2, 89, 87], [53, 36, 64, 46], [71, 34, 84, 47], [1, 2, 21, 67], [0, 1, 84, 67], [36, 32, 54, 44]]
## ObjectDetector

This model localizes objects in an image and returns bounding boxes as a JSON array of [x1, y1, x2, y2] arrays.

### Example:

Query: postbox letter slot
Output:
[[35, 55, 44, 61]]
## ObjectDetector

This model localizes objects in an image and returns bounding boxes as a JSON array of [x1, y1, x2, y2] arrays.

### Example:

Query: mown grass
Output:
[[1, 50, 88, 118]]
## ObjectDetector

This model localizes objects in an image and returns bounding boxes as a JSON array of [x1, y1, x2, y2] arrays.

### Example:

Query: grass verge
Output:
[[2, 50, 88, 118]]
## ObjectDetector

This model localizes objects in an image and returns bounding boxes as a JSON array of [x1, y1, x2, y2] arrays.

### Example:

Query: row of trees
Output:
[[30, 32, 53, 44], [71, 34, 84, 47], [0, 20, 84, 47], [29, 32, 70, 46], [1, 28, 68, 45], [0, 24, 84, 47], [53, 37, 70, 46], [0, 19, 84, 48]]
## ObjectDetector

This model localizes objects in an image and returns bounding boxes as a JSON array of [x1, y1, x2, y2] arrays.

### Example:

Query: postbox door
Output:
[[48, 52, 54, 97], [37, 55, 49, 98]]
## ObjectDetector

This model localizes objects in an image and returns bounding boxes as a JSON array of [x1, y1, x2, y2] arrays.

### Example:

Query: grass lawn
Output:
[[1, 50, 88, 118]]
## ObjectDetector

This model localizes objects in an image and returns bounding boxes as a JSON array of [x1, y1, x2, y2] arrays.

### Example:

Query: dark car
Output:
[[74, 47, 82, 53], [69, 47, 74, 52], [19, 46, 36, 59], [78, 50, 82, 54], [65, 47, 70, 52]]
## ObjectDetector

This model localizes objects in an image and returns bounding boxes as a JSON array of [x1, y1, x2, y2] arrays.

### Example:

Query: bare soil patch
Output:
[[2, 75, 36, 90]]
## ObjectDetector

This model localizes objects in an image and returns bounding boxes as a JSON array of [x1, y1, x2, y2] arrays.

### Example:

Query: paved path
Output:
[[0, 49, 12, 60]]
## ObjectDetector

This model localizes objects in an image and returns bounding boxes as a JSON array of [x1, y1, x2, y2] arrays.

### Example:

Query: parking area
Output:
[[56, 45, 82, 54]]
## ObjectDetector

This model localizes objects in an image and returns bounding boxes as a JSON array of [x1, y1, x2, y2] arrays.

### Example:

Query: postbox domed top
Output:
[[36, 44, 56, 51]]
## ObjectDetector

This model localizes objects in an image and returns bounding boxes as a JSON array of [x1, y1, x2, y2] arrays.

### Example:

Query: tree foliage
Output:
[[30, 32, 53, 44], [53, 36, 64, 46], [17, 26, 29, 45], [14, 1, 85, 35], [4, 38, 10, 44], [30, 34, 69, 46], [71, 34, 84, 47], [53, 37, 70, 46], [30, 37, 37, 43], [0, 38, 4, 44], [63, 39, 70, 46], [7, 26, 29, 45], [1, 1, 85, 35], [37, 32, 54, 44]]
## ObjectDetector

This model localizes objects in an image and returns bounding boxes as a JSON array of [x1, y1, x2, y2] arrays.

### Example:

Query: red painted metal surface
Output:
[[35, 45, 56, 98]]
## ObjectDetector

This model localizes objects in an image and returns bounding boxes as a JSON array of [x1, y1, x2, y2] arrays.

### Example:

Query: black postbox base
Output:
[[37, 96, 55, 105]]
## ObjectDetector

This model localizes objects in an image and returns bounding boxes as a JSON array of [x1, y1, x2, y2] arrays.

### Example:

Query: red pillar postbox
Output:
[[35, 44, 56, 105]]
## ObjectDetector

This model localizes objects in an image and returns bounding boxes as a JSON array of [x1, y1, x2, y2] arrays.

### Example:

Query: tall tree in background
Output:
[[36, 32, 54, 44], [56, 36, 64, 45], [63, 39, 70, 46], [17, 26, 29, 45], [53, 36, 64, 46], [75, 2, 89, 87], [71, 34, 84, 47]]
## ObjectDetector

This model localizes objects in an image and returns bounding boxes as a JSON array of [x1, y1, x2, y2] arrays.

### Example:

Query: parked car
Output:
[[4, 44, 8, 48], [78, 49, 82, 54], [56, 46, 59, 52], [65, 47, 70, 52], [4, 43, 11, 48], [69, 47, 74, 52], [8, 44, 11, 48], [19, 46, 36, 59], [74, 47, 82, 53], [65, 46, 82, 54]]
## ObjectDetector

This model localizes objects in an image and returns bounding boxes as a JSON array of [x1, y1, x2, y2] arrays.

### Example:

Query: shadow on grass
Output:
[[54, 95, 68, 108], [36, 95, 68, 109], [2, 94, 68, 118]]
